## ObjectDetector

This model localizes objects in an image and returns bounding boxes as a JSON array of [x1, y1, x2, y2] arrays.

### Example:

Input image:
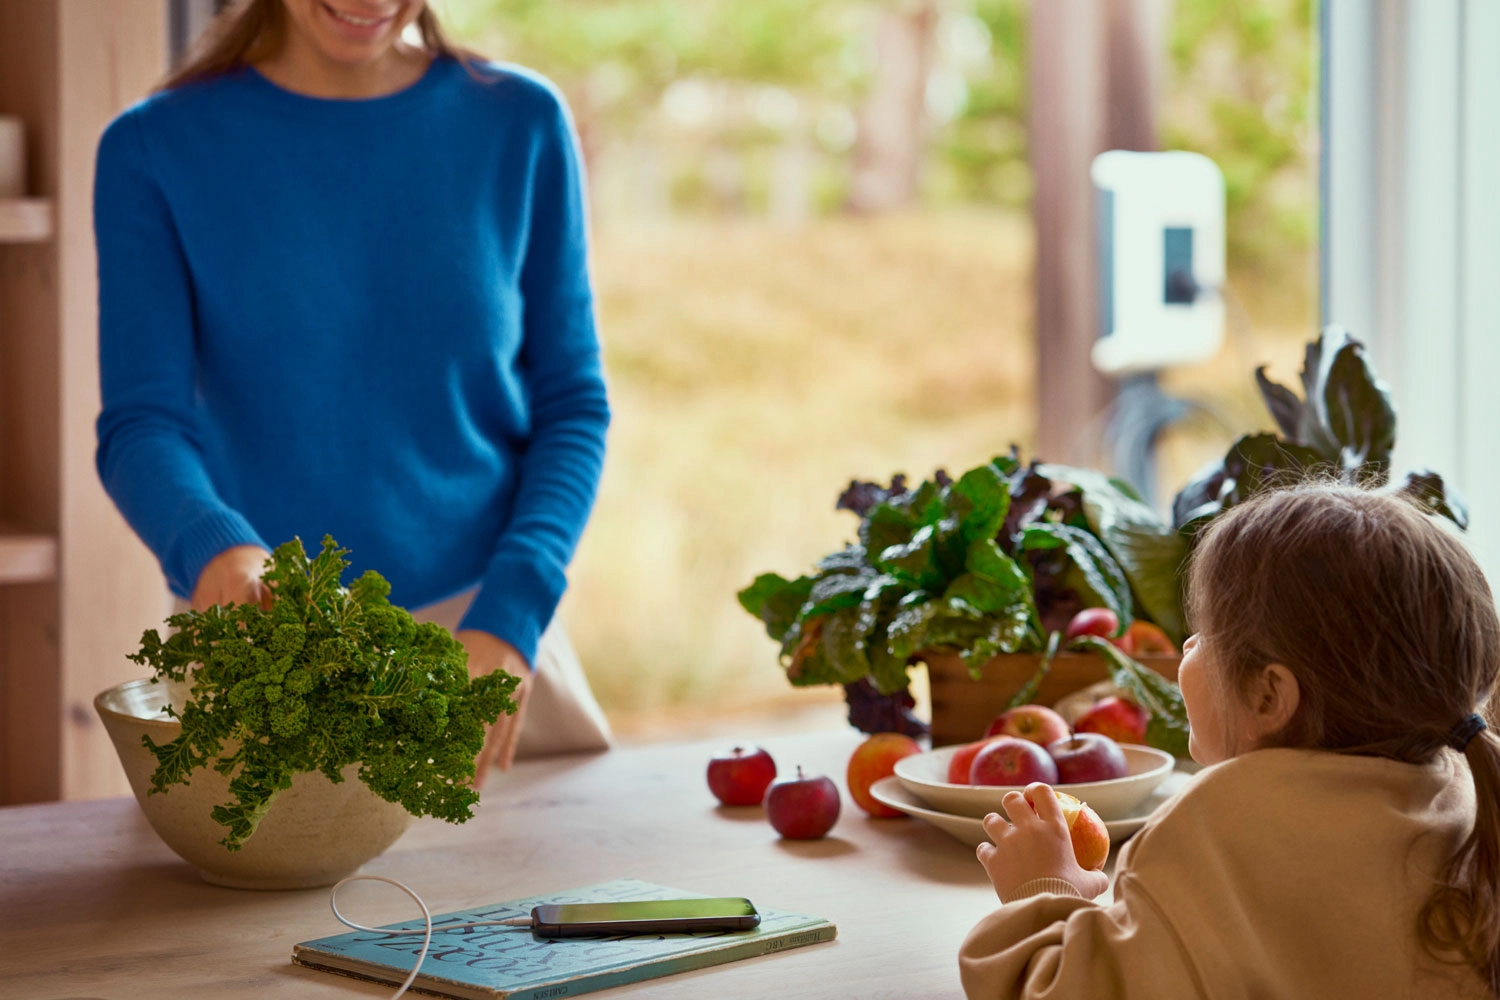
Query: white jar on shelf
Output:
[[0, 115, 25, 198]]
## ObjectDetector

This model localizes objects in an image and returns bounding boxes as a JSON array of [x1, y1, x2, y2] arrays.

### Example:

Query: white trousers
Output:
[[410, 589, 613, 760]]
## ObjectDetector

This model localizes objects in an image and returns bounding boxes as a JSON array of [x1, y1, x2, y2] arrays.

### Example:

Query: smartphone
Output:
[[529, 898, 760, 938]]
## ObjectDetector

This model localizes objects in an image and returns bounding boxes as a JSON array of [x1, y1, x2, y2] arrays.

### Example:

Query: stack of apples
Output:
[[948, 700, 1147, 788], [942, 699, 1150, 873]]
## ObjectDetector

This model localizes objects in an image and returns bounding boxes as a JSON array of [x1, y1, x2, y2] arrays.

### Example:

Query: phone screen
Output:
[[530, 898, 760, 937], [547, 898, 757, 924]]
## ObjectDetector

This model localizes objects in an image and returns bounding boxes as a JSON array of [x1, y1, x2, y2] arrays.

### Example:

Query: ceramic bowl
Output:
[[893, 742, 1175, 820], [95, 678, 411, 890], [870, 769, 1197, 848]]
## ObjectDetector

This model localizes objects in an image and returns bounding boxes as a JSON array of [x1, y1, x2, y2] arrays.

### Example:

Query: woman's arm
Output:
[[94, 109, 267, 598], [457, 85, 610, 666]]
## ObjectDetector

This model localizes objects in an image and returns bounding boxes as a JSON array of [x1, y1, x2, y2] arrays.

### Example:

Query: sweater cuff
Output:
[[1002, 877, 1086, 904], [168, 508, 268, 598], [457, 556, 566, 667]]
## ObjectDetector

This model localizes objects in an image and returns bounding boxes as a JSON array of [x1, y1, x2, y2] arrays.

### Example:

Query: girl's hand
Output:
[[457, 629, 533, 779], [976, 782, 1111, 902], [191, 545, 273, 612]]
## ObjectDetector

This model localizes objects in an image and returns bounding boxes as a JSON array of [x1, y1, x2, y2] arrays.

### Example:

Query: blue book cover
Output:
[[292, 878, 837, 1000]]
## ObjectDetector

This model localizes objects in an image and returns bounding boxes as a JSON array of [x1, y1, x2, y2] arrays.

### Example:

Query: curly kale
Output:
[[128, 536, 518, 850]]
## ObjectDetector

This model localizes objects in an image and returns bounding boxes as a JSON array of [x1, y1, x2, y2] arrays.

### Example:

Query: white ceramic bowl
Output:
[[893, 742, 1175, 821], [870, 770, 1197, 848], [96, 678, 411, 890]]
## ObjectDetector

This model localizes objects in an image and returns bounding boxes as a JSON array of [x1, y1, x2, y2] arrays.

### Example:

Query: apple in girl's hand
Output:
[[1074, 696, 1149, 745], [946, 738, 1004, 783], [1065, 607, 1121, 641], [847, 733, 921, 817], [764, 766, 841, 839], [707, 745, 777, 806], [1046, 733, 1129, 784], [970, 737, 1060, 786], [984, 705, 1071, 746], [1115, 620, 1177, 656], [1053, 791, 1111, 871]]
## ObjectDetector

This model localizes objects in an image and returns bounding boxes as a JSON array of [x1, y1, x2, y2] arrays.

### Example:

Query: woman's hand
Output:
[[457, 629, 533, 780], [191, 545, 273, 611], [976, 783, 1110, 902]]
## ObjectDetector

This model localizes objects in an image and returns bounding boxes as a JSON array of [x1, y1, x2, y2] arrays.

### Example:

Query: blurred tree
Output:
[[442, 0, 1316, 287], [1163, 0, 1317, 285], [936, 0, 1029, 208], [847, 0, 939, 213]]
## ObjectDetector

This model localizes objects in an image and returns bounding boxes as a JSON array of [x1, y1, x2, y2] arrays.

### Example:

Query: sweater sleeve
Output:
[[94, 109, 268, 598], [958, 873, 1203, 1000], [458, 86, 610, 663]]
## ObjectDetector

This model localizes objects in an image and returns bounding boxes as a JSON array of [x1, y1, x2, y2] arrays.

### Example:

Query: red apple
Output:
[[1074, 696, 1149, 745], [946, 738, 1004, 784], [969, 737, 1060, 786], [764, 766, 841, 839], [1066, 607, 1121, 641], [707, 745, 777, 806], [1116, 620, 1177, 656], [1046, 732, 1129, 784], [1053, 791, 1111, 871], [984, 704, 1071, 746], [847, 733, 922, 817]]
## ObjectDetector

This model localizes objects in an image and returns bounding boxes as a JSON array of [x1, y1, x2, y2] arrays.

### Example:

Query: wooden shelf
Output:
[[0, 198, 55, 243], [0, 523, 58, 583]]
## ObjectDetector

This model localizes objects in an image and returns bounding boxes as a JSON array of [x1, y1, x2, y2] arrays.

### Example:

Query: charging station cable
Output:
[[328, 875, 531, 999]]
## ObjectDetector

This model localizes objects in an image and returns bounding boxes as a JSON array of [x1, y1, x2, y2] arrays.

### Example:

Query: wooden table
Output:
[[0, 730, 1025, 1000]]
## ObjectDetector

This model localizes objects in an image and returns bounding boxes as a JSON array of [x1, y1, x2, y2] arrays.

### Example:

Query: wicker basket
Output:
[[924, 649, 1182, 748]]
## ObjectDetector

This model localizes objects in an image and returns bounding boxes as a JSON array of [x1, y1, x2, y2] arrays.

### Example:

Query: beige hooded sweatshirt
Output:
[[959, 747, 1490, 999]]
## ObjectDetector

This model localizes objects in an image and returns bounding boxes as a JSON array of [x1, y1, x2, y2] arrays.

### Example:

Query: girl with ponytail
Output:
[[959, 484, 1497, 999]]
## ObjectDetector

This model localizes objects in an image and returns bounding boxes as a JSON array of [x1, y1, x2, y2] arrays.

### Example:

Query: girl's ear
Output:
[[1247, 663, 1301, 743]]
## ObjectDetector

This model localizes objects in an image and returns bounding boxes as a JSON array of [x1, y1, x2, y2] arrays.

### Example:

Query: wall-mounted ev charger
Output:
[[1091, 150, 1226, 376], [1089, 150, 1230, 505]]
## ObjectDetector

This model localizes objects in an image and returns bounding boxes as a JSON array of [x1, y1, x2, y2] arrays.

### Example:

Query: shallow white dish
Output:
[[871, 769, 1197, 849], [893, 742, 1176, 820]]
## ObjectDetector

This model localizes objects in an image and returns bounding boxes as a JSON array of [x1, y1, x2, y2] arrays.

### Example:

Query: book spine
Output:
[[503, 927, 838, 1000]]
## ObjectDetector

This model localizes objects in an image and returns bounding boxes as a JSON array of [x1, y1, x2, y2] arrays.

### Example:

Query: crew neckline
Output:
[[240, 55, 453, 118]]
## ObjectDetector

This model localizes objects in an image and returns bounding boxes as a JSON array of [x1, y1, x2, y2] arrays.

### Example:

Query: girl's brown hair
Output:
[[1187, 484, 1500, 993], [160, 0, 464, 92]]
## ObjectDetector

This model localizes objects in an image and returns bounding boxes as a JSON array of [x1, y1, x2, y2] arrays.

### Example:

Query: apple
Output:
[[764, 766, 841, 839], [707, 745, 777, 806], [1053, 791, 1111, 871], [1065, 607, 1121, 641], [1074, 696, 1149, 745], [969, 737, 1060, 786], [1046, 733, 1129, 784], [847, 733, 922, 817], [1116, 620, 1177, 656], [984, 704, 1071, 747], [946, 738, 1004, 784]]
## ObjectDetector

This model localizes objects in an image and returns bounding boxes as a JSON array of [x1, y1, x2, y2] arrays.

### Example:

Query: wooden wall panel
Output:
[[56, 0, 172, 801], [0, 0, 170, 803]]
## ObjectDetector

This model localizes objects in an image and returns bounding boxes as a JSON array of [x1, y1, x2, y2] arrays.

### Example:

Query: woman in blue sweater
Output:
[[93, 0, 611, 772]]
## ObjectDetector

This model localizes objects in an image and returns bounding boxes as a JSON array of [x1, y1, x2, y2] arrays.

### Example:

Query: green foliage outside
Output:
[[442, 0, 1317, 276]]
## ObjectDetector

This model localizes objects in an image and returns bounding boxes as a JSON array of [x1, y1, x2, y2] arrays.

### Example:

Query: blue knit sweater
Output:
[[93, 57, 609, 664]]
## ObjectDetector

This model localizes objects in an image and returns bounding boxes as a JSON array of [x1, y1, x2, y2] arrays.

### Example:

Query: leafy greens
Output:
[[129, 536, 518, 850]]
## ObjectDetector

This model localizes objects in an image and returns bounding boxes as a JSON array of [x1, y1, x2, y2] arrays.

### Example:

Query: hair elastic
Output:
[[1448, 713, 1488, 751]]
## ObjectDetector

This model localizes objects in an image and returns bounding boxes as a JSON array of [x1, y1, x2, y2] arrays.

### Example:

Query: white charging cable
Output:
[[328, 874, 532, 999]]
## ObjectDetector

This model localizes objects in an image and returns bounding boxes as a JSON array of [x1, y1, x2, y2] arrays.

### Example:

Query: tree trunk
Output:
[[847, 0, 939, 214]]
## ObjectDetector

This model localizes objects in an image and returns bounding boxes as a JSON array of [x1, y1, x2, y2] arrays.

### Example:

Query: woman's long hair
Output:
[[1188, 485, 1500, 993], [159, 0, 464, 92]]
